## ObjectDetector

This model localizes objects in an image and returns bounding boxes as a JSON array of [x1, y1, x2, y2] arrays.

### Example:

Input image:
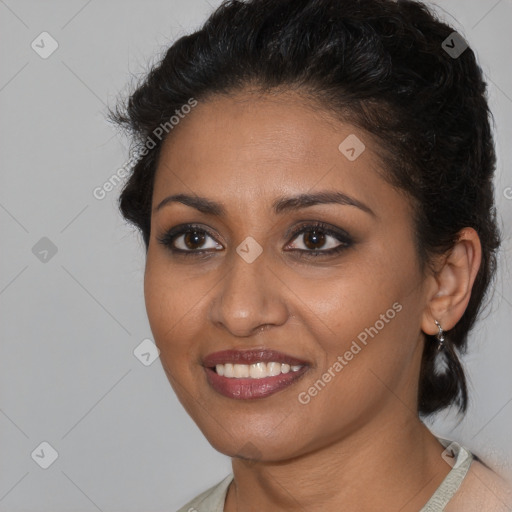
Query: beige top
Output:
[[176, 438, 473, 512]]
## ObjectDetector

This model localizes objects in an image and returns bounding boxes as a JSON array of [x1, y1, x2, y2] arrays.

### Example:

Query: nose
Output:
[[208, 247, 289, 337]]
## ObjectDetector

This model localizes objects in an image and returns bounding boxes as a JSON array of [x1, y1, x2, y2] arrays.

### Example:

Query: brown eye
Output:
[[302, 229, 327, 250], [157, 225, 223, 253], [183, 230, 207, 250], [287, 225, 348, 253]]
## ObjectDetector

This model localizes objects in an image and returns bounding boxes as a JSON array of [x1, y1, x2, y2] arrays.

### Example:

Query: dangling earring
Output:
[[434, 320, 445, 351]]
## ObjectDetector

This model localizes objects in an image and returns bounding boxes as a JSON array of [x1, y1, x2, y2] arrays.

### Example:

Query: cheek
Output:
[[143, 259, 211, 416], [289, 243, 423, 402], [288, 246, 415, 353], [143, 256, 196, 362]]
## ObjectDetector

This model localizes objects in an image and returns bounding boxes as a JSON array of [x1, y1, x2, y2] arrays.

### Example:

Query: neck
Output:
[[225, 409, 450, 512]]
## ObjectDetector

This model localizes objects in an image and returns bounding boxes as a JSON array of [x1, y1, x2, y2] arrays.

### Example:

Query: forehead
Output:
[[160, 90, 340, 166], [152, 90, 396, 219]]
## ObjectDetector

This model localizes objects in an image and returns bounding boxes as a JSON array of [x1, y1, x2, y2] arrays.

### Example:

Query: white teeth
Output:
[[213, 362, 304, 378], [234, 363, 249, 378], [249, 362, 267, 378], [224, 363, 234, 378], [267, 362, 281, 376]]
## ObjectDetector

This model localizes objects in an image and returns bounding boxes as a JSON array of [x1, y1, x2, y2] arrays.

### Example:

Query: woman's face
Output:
[[144, 90, 432, 461]]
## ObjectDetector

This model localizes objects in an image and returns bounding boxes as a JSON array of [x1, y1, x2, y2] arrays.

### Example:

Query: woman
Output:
[[110, 0, 512, 509]]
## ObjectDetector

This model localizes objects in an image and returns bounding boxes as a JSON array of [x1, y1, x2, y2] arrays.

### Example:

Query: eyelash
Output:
[[156, 221, 353, 259]]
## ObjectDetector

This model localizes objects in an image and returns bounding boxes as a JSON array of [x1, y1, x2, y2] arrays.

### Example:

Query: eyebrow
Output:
[[154, 191, 375, 217]]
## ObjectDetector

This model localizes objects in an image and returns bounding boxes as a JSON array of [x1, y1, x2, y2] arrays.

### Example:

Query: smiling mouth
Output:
[[203, 349, 310, 399]]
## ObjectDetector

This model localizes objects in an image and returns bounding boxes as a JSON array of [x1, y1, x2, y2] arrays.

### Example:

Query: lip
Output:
[[203, 349, 310, 400], [204, 366, 309, 399]]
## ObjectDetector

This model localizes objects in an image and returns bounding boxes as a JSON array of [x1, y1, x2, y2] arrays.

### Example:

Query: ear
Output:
[[421, 228, 482, 336]]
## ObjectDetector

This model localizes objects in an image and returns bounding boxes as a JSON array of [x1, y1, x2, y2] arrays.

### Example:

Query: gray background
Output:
[[0, 1, 511, 510]]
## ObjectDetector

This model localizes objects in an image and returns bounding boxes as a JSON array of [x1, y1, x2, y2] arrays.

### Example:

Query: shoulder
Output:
[[445, 459, 512, 512], [175, 474, 233, 512]]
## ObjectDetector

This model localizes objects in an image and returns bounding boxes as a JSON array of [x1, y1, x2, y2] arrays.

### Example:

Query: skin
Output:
[[144, 89, 489, 511]]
